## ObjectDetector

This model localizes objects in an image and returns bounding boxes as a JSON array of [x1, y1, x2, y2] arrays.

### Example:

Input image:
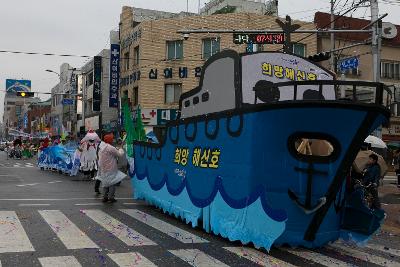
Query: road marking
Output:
[[83, 209, 156, 246], [366, 243, 400, 257], [39, 210, 98, 250], [16, 183, 40, 187], [329, 243, 400, 267], [39, 256, 82, 267], [48, 181, 63, 184], [0, 211, 35, 253], [108, 252, 157, 267], [224, 247, 295, 267], [0, 175, 19, 177], [121, 209, 207, 243], [283, 247, 353, 267], [169, 249, 229, 267], [74, 203, 103, 206], [0, 198, 135, 201], [19, 204, 51, 207]]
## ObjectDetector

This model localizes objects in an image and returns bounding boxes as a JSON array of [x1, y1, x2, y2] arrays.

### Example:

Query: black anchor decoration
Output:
[[288, 163, 328, 214]]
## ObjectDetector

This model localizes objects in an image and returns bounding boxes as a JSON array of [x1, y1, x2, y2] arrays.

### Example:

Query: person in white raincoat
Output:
[[97, 133, 126, 203], [79, 130, 100, 181]]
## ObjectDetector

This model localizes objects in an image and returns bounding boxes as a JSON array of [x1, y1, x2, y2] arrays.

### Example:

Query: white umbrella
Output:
[[364, 135, 387, 149]]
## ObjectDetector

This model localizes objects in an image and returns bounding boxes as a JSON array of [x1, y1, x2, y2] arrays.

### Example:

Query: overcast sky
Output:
[[1, 0, 399, 121]]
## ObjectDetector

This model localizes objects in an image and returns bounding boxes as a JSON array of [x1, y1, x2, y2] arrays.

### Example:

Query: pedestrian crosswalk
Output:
[[0, 211, 34, 253], [0, 208, 398, 267], [0, 161, 35, 168], [39, 210, 98, 250], [38, 256, 82, 267]]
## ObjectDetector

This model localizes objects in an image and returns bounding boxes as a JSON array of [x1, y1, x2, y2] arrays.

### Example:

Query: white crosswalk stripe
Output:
[[1, 209, 400, 267], [366, 243, 400, 258], [108, 252, 157, 267], [0, 211, 35, 253], [283, 247, 355, 267], [83, 209, 156, 246], [224, 247, 296, 267], [39, 210, 98, 250], [329, 243, 399, 267], [169, 249, 229, 267], [120, 209, 208, 244], [39, 256, 82, 267]]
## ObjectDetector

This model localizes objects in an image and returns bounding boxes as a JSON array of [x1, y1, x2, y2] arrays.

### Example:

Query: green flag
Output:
[[122, 96, 136, 157], [136, 105, 146, 142]]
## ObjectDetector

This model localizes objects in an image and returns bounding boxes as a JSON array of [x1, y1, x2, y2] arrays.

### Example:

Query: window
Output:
[[202, 38, 220, 59], [381, 61, 400, 80], [165, 84, 182, 104], [132, 87, 139, 106], [124, 52, 130, 70], [134, 46, 140, 65], [87, 72, 94, 86], [167, 40, 183, 60], [293, 43, 306, 57]]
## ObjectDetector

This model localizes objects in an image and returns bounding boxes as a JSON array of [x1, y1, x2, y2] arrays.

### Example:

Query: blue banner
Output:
[[109, 44, 120, 108], [339, 57, 359, 72], [6, 79, 31, 93]]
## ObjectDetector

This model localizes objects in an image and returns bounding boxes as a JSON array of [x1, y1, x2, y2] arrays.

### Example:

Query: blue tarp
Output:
[[38, 143, 80, 176]]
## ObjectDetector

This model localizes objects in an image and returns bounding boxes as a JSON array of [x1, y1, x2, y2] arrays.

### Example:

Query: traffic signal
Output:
[[308, 52, 331, 62], [16, 91, 34, 97]]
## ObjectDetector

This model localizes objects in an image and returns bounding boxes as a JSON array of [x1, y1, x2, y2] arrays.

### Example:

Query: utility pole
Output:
[[371, 0, 381, 83], [330, 0, 335, 71]]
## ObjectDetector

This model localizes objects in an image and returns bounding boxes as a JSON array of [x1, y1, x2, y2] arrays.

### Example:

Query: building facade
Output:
[[314, 12, 400, 141], [200, 0, 278, 16], [119, 6, 316, 134], [27, 99, 51, 138], [77, 46, 119, 135], [50, 63, 78, 136]]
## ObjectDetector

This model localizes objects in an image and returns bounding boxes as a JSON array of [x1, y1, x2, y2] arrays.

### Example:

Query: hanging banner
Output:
[[93, 56, 102, 112], [109, 44, 120, 108]]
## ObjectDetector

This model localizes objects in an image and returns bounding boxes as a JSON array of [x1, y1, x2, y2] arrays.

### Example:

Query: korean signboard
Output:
[[109, 44, 120, 108], [339, 57, 359, 72], [93, 56, 102, 112]]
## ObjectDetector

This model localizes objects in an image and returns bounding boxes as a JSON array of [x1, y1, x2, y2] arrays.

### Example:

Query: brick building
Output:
[[314, 12, 400, 141], [27, 99, 51, 137], [119, 6, 317, 133]]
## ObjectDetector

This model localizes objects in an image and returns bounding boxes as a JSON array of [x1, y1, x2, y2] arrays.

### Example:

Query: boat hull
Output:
[[131, 102, 389, 249]]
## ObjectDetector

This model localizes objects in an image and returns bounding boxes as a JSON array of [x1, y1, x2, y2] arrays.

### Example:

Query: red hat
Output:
[[104, 133, 114, 144]]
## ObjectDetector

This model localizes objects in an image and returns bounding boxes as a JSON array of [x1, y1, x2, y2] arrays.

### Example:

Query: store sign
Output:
[[121, 28, 142, 49], [6, 79, 31, 95], [62, 98, 74, 105], [339, 57, 359, 72], [93, 56, 102, 112], [233, 33, 285, 44], [70, 74, 78, 94], [109, 44, 120, 108]]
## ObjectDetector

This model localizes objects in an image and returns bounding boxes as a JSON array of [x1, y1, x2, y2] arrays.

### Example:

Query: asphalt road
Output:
[[0, 152, 399, 267]]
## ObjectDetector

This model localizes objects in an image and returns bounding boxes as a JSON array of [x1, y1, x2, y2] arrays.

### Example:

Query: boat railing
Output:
[[254, 80, 392, 107]]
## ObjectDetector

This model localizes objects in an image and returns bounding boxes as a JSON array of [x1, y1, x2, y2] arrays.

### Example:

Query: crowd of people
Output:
[[5, 139, 38, 159]]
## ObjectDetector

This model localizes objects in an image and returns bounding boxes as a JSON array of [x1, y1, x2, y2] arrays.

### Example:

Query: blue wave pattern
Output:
[[38, 145, 79, 175], [132, 107, 384, 248]]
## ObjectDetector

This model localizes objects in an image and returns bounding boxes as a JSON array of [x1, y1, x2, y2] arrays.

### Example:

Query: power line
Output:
[[278, 0, 370, 52], [0, 50, 91, 58]]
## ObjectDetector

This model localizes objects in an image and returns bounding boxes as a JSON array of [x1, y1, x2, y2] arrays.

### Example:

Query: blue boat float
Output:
[[129, 50, 391, 249]]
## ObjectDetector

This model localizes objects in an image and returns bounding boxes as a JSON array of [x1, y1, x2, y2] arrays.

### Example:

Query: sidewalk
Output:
[[379, 182, 400, 234]]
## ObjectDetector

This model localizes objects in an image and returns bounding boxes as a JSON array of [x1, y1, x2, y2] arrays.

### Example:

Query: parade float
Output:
[[38, 138, 80, 176], [126, 50, 390, 249]]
